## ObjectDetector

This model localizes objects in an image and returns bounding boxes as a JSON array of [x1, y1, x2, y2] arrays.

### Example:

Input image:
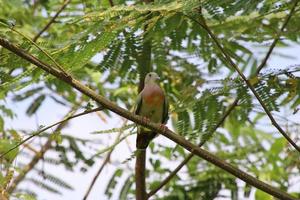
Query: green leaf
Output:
[[50, 131, 62, 144], [0, 171, 4, 186], [0, 116, 4, 132], [255, 190, 273, 200], [270, 138, 286, 155], [56, 30, 117, 71], [16, 194, 37, 200], [105, 169, 124, 198], [13, 87, 44, 101], [119, 176, 133, 200], [26, 94, 46, 116], [0, 139, 19, 162]]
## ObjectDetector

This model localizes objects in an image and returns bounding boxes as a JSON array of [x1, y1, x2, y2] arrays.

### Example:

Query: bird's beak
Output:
[[156, 76, 160, 80]]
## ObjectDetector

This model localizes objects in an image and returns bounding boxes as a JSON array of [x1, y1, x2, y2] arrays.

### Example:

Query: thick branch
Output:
[[135, 149, 147, 200], [0, 38, 296, 200], [136, 0, 153, 198], [5, 2, 74, 193], [135, 39, 151, 199]]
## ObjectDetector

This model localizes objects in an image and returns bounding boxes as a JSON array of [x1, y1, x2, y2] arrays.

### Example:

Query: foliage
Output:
[[0, 0, 300, 199]]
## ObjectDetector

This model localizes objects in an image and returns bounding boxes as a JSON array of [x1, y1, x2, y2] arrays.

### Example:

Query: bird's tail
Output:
[[136, 130, 156, 149]]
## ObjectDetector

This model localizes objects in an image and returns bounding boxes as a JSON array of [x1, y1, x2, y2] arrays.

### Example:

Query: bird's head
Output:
[[144, 72, 160, 84]]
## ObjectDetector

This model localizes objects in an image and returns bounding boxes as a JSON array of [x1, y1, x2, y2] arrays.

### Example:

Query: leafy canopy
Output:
[[0, 0, 300, 199]]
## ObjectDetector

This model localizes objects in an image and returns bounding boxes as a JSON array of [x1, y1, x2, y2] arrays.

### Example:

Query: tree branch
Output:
[[135, 39, 151, 199], [4, 2, 76, 192], [149, 2, 300, 196], [147, 99, 238, 198], [186, 1, 300, 154], [135, 149, 147, 200], [136, 0, 153, 198], [108, 0, 114, 7], [256, 0, 299, 74], [82, 132, 120, 200], [0, 38, 296, 200], [83, 121, 126, 199], [0, 106, 104, 159], [32, 0, 71, 42], [6, 100, 83, 193]]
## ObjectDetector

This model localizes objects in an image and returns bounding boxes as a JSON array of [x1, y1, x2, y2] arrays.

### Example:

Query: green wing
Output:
[[135, 93, 143, 115], [162, 97, 169, 124]]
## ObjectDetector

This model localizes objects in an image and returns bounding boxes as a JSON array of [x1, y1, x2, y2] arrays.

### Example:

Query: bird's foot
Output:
[[141, 116, 151, 124], [159, 124, 168, 134]]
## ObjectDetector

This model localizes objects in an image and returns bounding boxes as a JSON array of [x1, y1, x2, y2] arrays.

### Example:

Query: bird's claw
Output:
[[141, 116, 151, 124], [159, 124, 168, 134]]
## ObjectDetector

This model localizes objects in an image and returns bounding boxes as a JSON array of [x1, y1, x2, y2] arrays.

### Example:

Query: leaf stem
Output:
[[33, 0, 71, 42], [0, 107, 104, 159], [186, 0, 300, 153], [6, 101, 82, 193], [256, 0, 299, 75], [148, 1, 299, 195]]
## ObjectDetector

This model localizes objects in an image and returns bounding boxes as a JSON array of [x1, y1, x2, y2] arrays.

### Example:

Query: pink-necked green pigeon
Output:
[[135, 72, 169, 149]]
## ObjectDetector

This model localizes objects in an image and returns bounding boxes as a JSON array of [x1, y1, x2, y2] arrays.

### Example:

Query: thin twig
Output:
[[256, 0, 299, 75], [147, 2, 300, 195], [33, 0, 71, 42], [83, 150, 112, 200], [12, 27, 68, 75], [186, 1, 300, 154], [0, 37, 297, 200], [83, 130, 123, 200], [0, 107, 104, 159], [147, 99, 238, 198], [7, 101, 82, 193], [83, 118, 128, 200], [0, 20, 68, 76]]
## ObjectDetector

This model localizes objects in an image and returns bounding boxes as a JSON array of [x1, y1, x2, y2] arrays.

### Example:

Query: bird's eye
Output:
[[149, 74, 152, 77]]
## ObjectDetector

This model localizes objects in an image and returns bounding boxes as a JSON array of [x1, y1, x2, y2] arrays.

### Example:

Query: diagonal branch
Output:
[[187, 1, 300, 154], [147, 99, 238, 198], [148, 2, 300, 196], [33, 0, 71, 42], [0, 107, 104, 159], [7, 101, 82, 193], [82, 134, 120, 200], [255, 0, 299, 75], [0, 0, 71, 76], [83, 121, 127, 199], [5, 2, 76, 193], [0, 37, 297, 200]]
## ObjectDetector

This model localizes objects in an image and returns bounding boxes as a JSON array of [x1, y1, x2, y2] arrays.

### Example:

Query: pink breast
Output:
[[142, 85, 164, 106]]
